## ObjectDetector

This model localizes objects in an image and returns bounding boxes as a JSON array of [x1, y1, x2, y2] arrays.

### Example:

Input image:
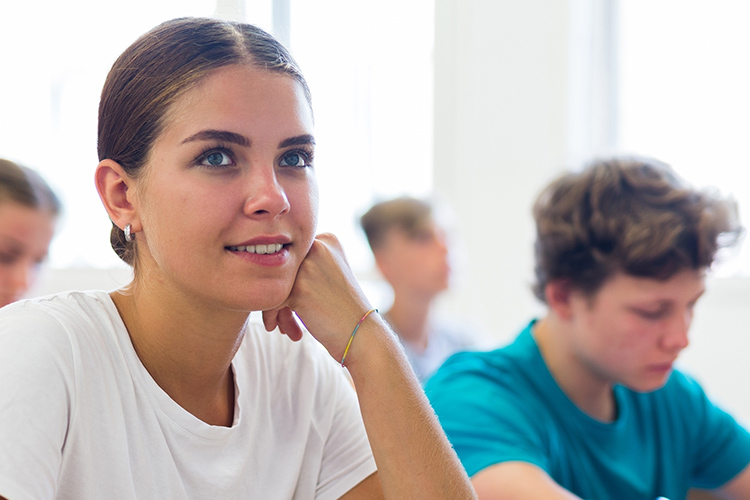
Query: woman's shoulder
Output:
[[0, 291, 122, 403], [0, 290, 121, 351], [1, 289, 115, 318]]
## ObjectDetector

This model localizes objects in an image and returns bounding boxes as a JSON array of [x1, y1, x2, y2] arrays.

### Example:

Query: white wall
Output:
[[680, 277, 750, 427], [433, 0, 572, 343], [432, 0, 750, 425]]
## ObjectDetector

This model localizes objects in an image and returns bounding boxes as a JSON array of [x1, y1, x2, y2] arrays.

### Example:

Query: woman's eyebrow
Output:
[[182, 130, 250, 147], [180, 130, 314, 149], [279, 134, 315, 148]]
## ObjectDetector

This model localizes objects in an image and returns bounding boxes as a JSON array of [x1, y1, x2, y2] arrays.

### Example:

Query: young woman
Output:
[[0, 158, 59, 307], [0, 17, 475, 500]]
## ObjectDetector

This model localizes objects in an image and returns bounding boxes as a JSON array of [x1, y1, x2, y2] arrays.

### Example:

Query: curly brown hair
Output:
[[532, 156, 743, 302]]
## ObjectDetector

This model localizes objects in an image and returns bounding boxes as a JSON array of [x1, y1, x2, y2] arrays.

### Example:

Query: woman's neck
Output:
[[110, 282, 247, 426]]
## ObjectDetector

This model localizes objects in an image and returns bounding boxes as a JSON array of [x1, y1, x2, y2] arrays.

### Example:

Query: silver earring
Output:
[[124, 224, 134, 243]]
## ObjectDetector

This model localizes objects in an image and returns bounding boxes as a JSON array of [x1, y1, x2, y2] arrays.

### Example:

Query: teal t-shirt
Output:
[[425, 320, 750, 500]]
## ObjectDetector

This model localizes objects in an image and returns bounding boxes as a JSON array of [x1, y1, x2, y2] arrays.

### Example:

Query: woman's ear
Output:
[[95, 159, 141, 233], [545, 279, 575, 320]]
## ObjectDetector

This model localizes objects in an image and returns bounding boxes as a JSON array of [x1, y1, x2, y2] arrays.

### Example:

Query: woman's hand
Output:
[[262, 233, 373, 361], [264, 234, 476, 500]]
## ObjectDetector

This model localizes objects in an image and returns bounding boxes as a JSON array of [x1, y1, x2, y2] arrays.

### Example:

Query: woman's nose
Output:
[[242, 168, 291, 218]]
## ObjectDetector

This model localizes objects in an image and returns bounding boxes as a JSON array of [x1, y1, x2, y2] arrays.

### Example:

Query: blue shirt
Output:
[[397, 316, 478, 383], [425, 321, 750, 500]]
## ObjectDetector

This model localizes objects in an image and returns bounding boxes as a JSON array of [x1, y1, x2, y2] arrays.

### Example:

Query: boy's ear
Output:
[[95, 159, 141, 233], [545, 279, 575, 320]]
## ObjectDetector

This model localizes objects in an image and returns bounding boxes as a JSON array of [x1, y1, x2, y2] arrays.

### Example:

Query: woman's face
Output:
[[0, 201, 56, 307], [131, 64, 318, 312]]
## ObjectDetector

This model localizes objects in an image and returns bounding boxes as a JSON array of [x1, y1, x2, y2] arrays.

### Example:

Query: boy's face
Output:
[[567, 269, 705, 393], [375, 220, 452, 297]]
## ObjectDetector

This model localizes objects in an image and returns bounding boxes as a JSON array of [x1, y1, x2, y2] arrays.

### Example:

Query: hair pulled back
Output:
[[98, 17, 311, 265]]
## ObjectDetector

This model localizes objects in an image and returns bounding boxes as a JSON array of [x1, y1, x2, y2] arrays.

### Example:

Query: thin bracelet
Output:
[[340, 308, 378, 367]]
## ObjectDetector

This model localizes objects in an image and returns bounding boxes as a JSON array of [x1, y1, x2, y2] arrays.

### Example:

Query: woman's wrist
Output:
[[339, 308, 379, 367], [339, 314, 413, 383]]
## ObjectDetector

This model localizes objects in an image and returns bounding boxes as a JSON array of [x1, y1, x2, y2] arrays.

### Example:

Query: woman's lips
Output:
[[225, 243, 290, 267], [225, 243, 284, 255]]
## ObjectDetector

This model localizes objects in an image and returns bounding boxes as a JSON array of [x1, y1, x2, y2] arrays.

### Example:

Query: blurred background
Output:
[[1, 0, 749, 421]]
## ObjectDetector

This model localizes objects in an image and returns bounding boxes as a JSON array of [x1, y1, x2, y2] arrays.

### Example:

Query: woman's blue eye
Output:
[[280, 151, 311, 168], [200, 150, 233, 167], [286, 153, 301, 166], [207, 152, 224, 165], [209, 152, 228, 165]]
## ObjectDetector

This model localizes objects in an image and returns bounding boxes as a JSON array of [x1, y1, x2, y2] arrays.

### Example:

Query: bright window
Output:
[[616, 0, 750, 276], [288, 0, 435, 271]]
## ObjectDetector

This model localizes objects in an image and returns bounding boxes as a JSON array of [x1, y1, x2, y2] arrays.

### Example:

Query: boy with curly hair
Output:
[[426, 157, 750, 499]]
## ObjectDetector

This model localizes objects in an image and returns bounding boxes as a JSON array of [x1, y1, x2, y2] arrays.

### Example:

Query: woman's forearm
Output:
[[343, 314, 477, 500]]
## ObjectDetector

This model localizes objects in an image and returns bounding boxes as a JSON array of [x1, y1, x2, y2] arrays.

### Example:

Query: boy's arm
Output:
[[716, 463, 750, 500], [472, 462, 581, 500]]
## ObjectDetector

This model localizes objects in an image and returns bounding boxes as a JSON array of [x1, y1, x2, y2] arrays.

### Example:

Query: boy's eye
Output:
[[411, 230, 436, 243], [0, 249, 20, 265], [634, 308, 667, 320], [0, 253, 15, 265]]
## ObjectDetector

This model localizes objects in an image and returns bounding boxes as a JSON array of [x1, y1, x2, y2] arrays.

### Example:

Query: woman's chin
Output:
[[244, 287, 294, 313], [203, 278, 294, 314]]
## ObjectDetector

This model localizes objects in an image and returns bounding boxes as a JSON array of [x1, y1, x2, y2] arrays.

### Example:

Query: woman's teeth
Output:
[[227, 243, 283, 254]]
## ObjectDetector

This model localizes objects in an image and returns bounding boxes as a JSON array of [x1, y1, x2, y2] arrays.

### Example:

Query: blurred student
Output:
[[360, 196, 478, 382], [426, 157, 750, 500], [0, 158, 60, 307]]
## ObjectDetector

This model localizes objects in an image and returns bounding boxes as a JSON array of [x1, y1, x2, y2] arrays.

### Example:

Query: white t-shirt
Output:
[[0, 290, 376, 500]]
